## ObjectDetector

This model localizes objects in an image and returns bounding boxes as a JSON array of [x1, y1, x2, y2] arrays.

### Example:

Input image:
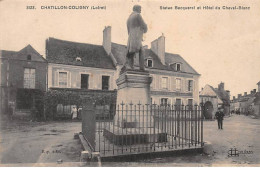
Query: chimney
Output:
[[251, 90, 254, 94], [244, 92, 247, 96], [253, 89, 256, 93], [218, 82, 224, 91], [103, 26, 111, 55], [233, 96, 235, 100], [238, 94, 242, 98], [151, 34, 165, 65], [257, 81, 260, 92], [226, 90, 230, 100]]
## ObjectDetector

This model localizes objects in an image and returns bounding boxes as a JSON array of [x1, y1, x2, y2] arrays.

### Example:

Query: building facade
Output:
[[0, 45, 47, 116], [46, 26, 200, 112], [46, 37, 117, 91], [199, 82, 231, 119], [230, 81, 260, 116]]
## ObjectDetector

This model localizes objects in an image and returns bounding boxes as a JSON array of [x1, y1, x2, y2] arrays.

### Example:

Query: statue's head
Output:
[[133, 5, 141, 13]]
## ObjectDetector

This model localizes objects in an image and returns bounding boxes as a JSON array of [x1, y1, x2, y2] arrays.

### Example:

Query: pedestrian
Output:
[[215, 108, 225, 129], [71, 106, 77, 120]]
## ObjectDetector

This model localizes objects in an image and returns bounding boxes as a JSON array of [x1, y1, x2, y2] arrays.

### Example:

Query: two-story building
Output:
[[46, 37, 117, 91], [46, 26, 200, 113], [0, 45, 47, 117]]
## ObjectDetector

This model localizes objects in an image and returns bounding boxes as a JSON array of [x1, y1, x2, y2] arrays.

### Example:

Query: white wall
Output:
[[48, 63, 116, 90]]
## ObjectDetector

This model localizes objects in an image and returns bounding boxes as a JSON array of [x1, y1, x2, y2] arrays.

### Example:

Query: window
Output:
[[188, 80, 193, 91], [188, 99, 193, 110], [170, 63, 181, 71], [147, 59, 153, 67], [161, 98, 168, 106], [24, 68, 35, 89], [27, 55, 31, 60], [176, 78, 181, 91], [176, 63, 181, 71], [102, 76, 110, 90], [59, 72, 68, 88], [175, 99, 182, 110], [161, 77, 168, 89], [81, 74, 89, 89]]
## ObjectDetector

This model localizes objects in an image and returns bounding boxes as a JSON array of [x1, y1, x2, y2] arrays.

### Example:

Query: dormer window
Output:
[[147, 59, 153, 68], [76, 57, 82, 62], [170, 63, 182, 72], [27, 55, 31, 60], [176, 63, 181, 71]]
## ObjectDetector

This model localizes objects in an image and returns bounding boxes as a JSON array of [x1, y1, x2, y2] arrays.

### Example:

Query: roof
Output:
[[46, 37, 115, 69], [1, 50, 16, 59], [212, 87, 230, 105], [111, 42, 199, 75], [232, 91, 258, 103], [1, 45, 46, 62], [200, 84, 230, 105]]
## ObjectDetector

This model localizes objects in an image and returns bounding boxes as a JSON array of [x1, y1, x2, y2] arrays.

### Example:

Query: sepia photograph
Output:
[[0, 0, 260, 167]]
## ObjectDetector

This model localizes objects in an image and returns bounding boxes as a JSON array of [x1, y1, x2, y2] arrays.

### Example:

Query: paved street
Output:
[[0, 114, 259, 166], [0, 119, 82, 166], [113, 114, 260, 166]]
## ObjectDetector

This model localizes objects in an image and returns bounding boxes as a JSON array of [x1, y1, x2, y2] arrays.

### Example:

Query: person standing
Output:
[[215, 108, 225, 129], [71, 106, 78, 120]]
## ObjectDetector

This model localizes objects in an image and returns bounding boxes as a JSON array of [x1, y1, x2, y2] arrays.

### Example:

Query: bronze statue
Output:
[[123, 5, 148, 72]]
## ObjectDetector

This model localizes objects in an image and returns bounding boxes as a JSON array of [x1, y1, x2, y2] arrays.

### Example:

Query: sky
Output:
[[0, 0, 260, 97]]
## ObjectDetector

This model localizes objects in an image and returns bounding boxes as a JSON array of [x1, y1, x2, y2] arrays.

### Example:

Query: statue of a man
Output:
[[123, 5, 148, 71]]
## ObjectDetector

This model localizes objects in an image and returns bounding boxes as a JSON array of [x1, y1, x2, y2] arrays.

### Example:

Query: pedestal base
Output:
[[103, 126, 167, 145]]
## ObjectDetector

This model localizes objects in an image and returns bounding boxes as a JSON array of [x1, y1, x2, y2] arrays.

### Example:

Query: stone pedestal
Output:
[[116, 70, 152, 105], [115, 70, 152, 128], [103, 70, 167, 145]]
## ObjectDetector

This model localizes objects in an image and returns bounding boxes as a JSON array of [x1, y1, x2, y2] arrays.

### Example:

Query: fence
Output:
[[82, 103, 204, 157]]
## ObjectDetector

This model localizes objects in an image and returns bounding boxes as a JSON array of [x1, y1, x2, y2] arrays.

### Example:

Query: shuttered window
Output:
[[161, 77, 168, 89], [59, 72, 68, 88], [24, 68, 35, 89], [176, 78, 181, 91], [188, 80, 193, 92], [160, 98, 168, 106]]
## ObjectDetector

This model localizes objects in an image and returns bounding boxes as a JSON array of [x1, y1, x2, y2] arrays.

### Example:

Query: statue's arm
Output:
[[138, 14, 148, 33]]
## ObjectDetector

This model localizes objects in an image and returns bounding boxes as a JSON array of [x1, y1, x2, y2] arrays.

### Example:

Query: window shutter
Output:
[[167, 77, 171, 90], [180, 79, 183, 92], [193, 80, 195, 92], [172, 77, 176, 91], [156, 75, 161, 90], [159, 76, 162, 89], [168, 98, 172, 105], [68, 72, 71, 88], [182, 79, 186, 92], [172, 98, 176, 105], [150, 75, 154, 89], [54, 71, 58, 87], [186, 80, 188, 92]]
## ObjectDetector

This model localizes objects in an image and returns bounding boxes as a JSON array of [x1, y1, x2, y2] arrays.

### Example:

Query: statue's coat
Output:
[[126, 11, 148, 53]]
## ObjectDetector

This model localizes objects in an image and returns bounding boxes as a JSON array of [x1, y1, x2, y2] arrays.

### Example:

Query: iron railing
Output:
[[82, 103, 203, 157]]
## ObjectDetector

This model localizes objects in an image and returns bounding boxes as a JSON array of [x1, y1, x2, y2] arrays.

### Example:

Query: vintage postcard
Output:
[[0, 0, 260, 167]]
